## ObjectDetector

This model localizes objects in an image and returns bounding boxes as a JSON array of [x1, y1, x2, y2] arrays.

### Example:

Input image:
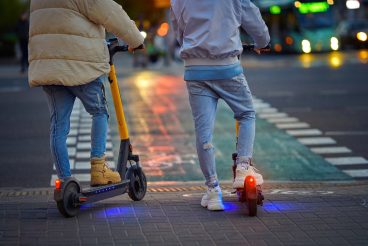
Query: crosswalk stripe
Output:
[[325, 157, 368, 165], [267, 117, 298, 123], [257, 107, 278, 113], [75, 161, 90, 170], [258, 112, 288, 119], [69, 129, 78, 136], [66, 137, 77, 146], [50, 174, 91, 186], [287, 129, 322, 136], [343, 169, 368, 178], [311, 147, 352, 154], [68, 147, 77, 157], [297, 137, 336, 145], [253, 102, 270, 109], [276, 122, 310, 129]]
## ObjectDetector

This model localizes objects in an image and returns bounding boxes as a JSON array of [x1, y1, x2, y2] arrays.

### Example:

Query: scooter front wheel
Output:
[[56, 182, 80, 218], [126, 165, 147, 201]]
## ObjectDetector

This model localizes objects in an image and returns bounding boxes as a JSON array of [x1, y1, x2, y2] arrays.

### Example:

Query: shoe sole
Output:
[[207, 202, 225, 211]]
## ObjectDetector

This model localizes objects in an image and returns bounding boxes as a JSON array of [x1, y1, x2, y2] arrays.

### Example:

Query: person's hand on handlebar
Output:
[[128, 44, 145, 53], [254, 44, 271, 54]]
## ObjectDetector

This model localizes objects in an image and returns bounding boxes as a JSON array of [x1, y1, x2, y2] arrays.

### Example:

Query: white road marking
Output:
[[69, 129, 78, 136], [257, 107, 278, 113], [68, 147, 77, 157], [258, 112, 288, 119], [50, 174, 91, 186], [76, 142, 113, 150], [276, 122, 310, 129], [287, 129, 322, 136], [77, 142, 90, 150], [253, 102, 270, 109], [311, 147, 352, 154], [297, 137, 336, 145], [343, 169, 368, 178], [267, 117, 299, 123], [77, 135, 111, 141], [76, 151, 90, 159], [66, 137, 77, 145], [325, 157, 368, 165], [252, 98, 264, 103], [325, 131, 368, 136], [75, 161, 90, 170]]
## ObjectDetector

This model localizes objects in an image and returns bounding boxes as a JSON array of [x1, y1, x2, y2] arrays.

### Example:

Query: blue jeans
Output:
[[186, 73, 255, 187], [43, 77, 109, 178]]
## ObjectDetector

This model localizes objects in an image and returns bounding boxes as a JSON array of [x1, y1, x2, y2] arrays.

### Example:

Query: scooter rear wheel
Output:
[[56, 182, 80, 218], [247, 198, 257, 217], [126, 165, 147, 201]]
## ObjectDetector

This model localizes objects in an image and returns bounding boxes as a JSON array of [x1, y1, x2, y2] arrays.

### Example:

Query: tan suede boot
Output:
[[90, 156, 121, 186]]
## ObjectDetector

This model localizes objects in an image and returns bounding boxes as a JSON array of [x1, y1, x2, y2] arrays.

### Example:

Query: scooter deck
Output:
[[81, 180, 130, 203]]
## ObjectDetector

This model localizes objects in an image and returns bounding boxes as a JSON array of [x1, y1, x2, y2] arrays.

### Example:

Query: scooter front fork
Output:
[[232, 153, 237, 180]]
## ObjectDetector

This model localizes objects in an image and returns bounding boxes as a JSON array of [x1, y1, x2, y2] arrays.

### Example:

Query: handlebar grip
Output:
[[134, 44, 144, 50], [242, 43, 271, 53], [116, 45, 129, 52], [243, 44, 255, 51]]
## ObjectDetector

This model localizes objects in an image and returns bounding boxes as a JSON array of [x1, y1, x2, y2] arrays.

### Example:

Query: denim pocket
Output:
[[187, 82, 205, 95]]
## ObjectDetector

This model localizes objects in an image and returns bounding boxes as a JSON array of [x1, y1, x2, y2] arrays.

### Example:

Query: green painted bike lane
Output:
[[108, 71, 351, 183]]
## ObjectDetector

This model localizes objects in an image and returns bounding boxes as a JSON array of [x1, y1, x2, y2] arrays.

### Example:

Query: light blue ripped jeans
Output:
[[42, 76, 109, 178], [186, 73, 255, 188]]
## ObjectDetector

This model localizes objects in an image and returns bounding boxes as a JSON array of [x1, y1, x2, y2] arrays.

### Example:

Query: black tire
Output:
[[247, 198, 257, 217], [126, 166, 147, 201], [56, 182, 80, 218], [238, 190, 247, 203]]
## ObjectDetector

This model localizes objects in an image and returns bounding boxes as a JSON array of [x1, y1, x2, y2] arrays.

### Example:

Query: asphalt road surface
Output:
[[0, 50, 367, 188]]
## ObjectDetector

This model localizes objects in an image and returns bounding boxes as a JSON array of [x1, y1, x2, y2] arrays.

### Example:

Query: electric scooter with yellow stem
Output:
[[54, 38, 146, 218]]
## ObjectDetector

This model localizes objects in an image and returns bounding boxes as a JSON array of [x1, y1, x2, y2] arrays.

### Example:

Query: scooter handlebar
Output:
[[243, 43, 271, 53]]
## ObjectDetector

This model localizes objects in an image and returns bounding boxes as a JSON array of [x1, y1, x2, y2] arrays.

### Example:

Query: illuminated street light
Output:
[[346, 0, 360, 9]]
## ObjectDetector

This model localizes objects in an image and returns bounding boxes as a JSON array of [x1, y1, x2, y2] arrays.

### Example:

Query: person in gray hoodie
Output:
[[170, 0, 270, 210]]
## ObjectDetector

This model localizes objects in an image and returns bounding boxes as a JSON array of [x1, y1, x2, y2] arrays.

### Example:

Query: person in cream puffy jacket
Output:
[[29, 0, 144, 186]]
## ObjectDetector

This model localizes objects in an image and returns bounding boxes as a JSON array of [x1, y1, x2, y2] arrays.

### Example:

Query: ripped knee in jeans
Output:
[[203, 142, 214, 150]]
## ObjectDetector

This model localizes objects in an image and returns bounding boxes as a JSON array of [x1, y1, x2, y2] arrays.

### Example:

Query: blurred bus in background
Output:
[[254, 0, 339, 53]]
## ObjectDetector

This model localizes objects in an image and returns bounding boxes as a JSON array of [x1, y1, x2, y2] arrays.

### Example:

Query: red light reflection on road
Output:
[[122, 72, 198, 180]]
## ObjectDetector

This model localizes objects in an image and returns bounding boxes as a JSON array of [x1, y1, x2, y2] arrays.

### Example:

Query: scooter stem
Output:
[[108, 64, 129, 140]]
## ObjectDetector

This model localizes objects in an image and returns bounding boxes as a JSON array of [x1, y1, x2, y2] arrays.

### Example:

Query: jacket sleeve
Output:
[[240, 0, 270, 48], [82, 0, 144, 48], [170, 7, 183, 45]]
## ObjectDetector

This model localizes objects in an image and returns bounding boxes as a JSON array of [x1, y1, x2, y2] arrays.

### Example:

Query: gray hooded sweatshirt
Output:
[[170, 0, 270, 70]]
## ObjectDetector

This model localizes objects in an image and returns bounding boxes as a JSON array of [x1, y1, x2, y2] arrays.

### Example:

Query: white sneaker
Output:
[[201, 186, 225, 211], [232, 164, 263, 188]]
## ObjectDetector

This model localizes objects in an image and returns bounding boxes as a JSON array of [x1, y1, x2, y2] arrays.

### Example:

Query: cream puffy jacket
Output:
[[29, 0, 144, 87]]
